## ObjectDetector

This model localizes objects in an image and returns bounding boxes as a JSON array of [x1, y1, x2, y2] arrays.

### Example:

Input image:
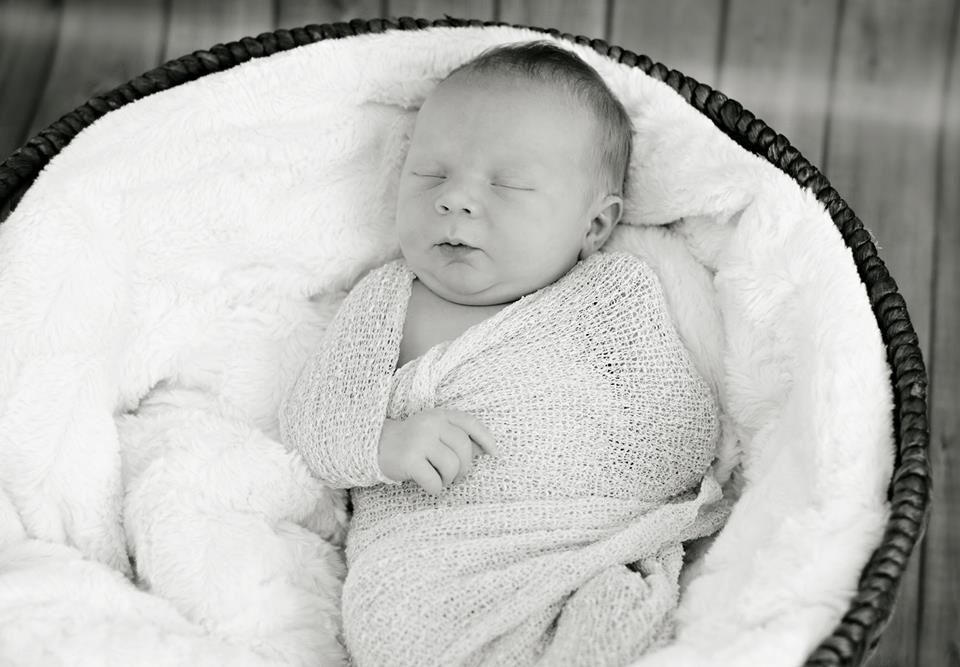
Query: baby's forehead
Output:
[[419, 73, 592, 127], [409, 73, 604, 166]]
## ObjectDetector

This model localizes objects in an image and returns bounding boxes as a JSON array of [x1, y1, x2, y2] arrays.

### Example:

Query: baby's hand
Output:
[[377, 409, 499, 494]]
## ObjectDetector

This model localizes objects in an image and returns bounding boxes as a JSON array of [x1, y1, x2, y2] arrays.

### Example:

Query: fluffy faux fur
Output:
[[0, 25, 892, 666]]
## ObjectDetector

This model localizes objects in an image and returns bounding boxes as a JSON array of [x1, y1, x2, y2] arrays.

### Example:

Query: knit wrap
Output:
[[279, 250, 729, 666]]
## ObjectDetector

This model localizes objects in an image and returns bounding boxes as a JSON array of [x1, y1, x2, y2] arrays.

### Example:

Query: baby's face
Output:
[[396, 75, 609, 306]]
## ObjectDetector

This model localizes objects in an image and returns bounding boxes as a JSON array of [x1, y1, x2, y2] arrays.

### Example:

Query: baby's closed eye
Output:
[[492, 182, 534, 191]]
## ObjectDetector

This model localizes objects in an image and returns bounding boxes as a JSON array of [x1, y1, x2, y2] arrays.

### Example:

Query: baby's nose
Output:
[[434, 187, 479, 217]]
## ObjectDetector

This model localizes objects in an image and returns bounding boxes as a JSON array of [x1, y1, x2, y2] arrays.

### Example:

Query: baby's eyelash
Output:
[[412, 172, 445, 180], [493, 183, 534, 192]]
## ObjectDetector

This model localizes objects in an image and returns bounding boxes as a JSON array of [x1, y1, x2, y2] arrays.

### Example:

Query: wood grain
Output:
[[609, 0, 725, 85], [276, 0, 385, 28], [27, 0, 166, 137], [0, 0, 61, 158], [497, 0, 608, 39], [823, 0, 956, 663], [919, 2, 960, 665], [386, 0, 495, 22], [717, 0, 839, 166], [163, 0, 273, 62]]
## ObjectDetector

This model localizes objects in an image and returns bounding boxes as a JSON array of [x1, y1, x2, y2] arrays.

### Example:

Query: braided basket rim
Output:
[[0, 15, 932, 667]]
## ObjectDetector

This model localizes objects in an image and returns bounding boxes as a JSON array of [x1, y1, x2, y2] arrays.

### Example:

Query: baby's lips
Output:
[[436, 235, 479, 248]]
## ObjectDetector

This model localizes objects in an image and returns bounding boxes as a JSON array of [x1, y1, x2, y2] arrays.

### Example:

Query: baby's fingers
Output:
[[410, 460, 444, 496], [427, 444, 460, 488], [443, 410, 499, 456], [440, 426, 475, 482]]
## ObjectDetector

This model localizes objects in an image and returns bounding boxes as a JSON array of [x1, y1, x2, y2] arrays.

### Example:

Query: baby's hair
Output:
[[445, 41, 633, 199]]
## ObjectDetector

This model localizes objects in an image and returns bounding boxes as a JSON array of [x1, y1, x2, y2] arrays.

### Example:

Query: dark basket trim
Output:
[[0, 15, 931, 667]]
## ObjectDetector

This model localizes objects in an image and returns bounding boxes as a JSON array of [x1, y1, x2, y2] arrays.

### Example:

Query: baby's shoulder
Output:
[[576, 250, 665, 305], [333, 259, 413, 328], [591, 249, 658, 279], [348, 258, 413, 297]]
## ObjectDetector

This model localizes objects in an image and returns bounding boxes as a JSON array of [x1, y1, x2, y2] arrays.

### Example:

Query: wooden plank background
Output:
[[0, 0, 956, 664]]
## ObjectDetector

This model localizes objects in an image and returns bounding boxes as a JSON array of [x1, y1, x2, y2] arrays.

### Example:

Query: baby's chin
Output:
[[417, 266, 521, 306]]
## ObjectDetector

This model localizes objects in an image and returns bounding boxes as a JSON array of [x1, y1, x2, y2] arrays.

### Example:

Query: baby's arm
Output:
[[278, 264, 497, 492], [281, 372, 496, 491], [277, 267, 403, 489], [278, 351, 389, 488]]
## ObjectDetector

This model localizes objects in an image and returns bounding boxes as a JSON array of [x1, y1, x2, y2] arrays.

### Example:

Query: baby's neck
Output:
[[412, 278, 509, 317], [397, 279, 508, 369]]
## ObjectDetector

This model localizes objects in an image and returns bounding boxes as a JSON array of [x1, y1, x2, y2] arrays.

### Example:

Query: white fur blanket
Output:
[[0, 25, 893, 667]]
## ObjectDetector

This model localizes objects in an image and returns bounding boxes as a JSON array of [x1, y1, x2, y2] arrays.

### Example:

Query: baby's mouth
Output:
[[436, 239, 477, 249], [436, 240, 479, 255]]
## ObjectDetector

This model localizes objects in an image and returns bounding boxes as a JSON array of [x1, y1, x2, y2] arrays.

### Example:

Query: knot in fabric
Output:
[[405, 344, 449, 414]]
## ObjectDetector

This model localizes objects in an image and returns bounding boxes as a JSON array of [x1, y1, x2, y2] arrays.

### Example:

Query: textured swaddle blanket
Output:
[[279, 250, 730, 666]]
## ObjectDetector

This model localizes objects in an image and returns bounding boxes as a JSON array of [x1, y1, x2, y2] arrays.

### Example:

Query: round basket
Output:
[[0, 16, 931, 666]]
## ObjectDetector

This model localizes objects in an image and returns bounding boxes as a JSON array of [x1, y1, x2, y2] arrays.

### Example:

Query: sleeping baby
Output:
[[280, 41, 728, 667]]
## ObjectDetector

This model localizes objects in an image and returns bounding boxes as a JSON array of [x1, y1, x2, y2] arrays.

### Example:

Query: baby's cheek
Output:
[[395, 203, 422, 242]]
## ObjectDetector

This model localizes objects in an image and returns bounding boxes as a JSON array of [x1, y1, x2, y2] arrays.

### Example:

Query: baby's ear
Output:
[[582, 195, 624, 258], [599, 194, 624, 227]]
